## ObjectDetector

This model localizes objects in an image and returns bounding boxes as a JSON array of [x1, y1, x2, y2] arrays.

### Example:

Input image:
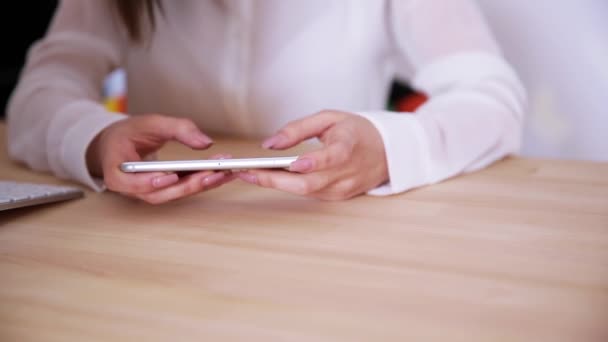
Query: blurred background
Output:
[[1, 1, 606, 161], [0, 1, 57, 118], [477, 0, 608, 161]]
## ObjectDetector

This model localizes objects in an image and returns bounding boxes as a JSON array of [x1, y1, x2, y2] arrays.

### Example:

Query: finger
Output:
[[210, 153, 233, 160], [103, 148, 170, 193], [261, 111, 343, 150], [289, 141, 354, 173], [204, 172, 238, 191], [142, 115, 213, 149], [150, 173, 180, 188], [238, 169, 331, 196], [103, 147, 169, 194], [135, 170, 223, 204], [106, 168, 182, 193], [105, 171, 179, 194]]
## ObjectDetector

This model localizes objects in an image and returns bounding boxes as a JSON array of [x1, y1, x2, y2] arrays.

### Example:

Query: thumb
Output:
[[144, 115, 213, 149]]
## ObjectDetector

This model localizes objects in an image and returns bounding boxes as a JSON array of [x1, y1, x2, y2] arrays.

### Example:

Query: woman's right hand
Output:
[[87, 114, 235, 204]]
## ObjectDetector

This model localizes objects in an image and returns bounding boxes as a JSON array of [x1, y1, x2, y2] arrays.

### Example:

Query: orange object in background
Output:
[[396, 92, 428, 112], [104, 96, 127, 113], [103, 69, 127, 113]]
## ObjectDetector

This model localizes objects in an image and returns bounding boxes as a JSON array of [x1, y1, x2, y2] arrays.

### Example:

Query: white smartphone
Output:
[[120, 156, 299, 173]]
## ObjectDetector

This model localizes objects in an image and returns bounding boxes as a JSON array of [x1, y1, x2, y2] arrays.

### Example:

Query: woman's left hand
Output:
[[237, 110, 389, 200]]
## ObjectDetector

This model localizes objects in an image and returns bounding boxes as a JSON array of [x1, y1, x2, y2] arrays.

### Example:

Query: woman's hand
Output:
[[87, 114, 235, 204], [238, 110, 389, 200]]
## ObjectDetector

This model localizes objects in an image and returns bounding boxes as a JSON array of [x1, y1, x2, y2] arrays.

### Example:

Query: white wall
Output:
[[476, 0, 608, 161]]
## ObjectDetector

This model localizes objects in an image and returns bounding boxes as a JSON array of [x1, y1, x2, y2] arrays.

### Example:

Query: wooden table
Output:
[[1, 123, 607, 341]]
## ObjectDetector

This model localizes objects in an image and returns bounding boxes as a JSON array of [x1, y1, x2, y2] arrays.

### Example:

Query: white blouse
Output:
[[7, 0, 526, 195]]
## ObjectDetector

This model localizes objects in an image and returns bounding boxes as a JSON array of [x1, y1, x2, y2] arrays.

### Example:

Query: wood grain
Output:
[[1, 123, 607, 341]]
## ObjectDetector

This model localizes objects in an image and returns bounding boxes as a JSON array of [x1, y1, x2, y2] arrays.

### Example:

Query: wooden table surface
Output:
[[1, 123, 607, 341]]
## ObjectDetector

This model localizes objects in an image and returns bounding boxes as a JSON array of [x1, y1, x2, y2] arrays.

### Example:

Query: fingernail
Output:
[[289, 158, 313, 173], [238, 173, 258, 185], [202, 172, 225, 185], [196, 134, 213, 147], [210, 153, 231, 161], [261, 134, 286, 149], [152, 173, 179, 188]]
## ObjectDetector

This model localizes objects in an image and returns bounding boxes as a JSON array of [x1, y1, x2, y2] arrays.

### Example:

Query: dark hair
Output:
[[112, 0, 163, 42]]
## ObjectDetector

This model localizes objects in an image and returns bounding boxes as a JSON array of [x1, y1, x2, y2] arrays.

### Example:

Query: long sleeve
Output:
[[6, 0, 127, 191], [357, 0, 526, 195]]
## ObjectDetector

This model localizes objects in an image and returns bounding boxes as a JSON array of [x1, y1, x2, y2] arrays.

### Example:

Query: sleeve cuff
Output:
[[354, 111, 431, 196], [49, 101, 127, 191]]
